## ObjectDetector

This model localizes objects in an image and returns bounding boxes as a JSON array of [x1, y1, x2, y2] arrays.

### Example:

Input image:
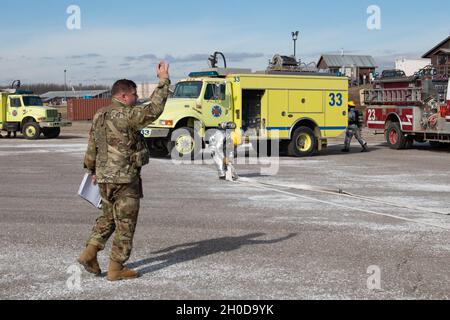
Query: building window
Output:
[[438, 55, 448, 65]]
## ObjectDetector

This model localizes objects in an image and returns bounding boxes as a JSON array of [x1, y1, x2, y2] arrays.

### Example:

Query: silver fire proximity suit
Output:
[[209, 123, 239, 181]]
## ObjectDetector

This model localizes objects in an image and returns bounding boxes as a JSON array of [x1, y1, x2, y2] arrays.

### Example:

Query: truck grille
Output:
[[46, 109, 59, 119]]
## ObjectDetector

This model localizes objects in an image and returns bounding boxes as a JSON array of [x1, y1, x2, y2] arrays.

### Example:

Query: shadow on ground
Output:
[[124, 233, 297, 277]]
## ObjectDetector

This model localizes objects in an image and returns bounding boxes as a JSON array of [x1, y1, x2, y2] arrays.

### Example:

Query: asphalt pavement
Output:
[[1, 128, 450, 300]]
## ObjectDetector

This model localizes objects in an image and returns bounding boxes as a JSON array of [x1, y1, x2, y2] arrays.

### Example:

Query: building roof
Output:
[[317, 55, 378, 68], [40, 90, 110, 100], [435, 48, 450, 55], [422, 36, 450, 58]]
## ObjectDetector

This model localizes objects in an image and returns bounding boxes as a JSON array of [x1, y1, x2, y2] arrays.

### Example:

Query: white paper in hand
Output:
[[78, 173, 102, 209]]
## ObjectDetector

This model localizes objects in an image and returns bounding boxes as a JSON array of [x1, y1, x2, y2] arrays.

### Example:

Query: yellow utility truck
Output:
[[0, 84, 71, 139], [143, 55, 348, 158]]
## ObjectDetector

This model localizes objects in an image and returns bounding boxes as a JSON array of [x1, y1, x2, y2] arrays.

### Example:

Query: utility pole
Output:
[[64, 69, 67, 105], [292, 31, 299, 59]]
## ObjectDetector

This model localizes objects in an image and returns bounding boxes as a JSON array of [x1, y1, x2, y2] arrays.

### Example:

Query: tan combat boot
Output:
[[77, 244, 101, 276], [107, 260, 139, 282]]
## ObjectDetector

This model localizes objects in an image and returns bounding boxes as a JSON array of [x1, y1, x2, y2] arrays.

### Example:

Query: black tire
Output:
[[146, 138, 169, 158], [42, 127, 61, 139], [287, 127, 317, 157], [386, 122, 407, 150], [22, 122, 41, 140], [169, 127, 202, 160]]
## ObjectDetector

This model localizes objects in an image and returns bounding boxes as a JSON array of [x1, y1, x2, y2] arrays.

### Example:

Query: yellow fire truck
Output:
[[0, 82, 71, 139], [143, 54, 348, 158]]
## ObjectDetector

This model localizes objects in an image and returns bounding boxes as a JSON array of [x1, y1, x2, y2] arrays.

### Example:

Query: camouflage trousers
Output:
[[87, 178, 143, 264], [344, 124, 367, 149]]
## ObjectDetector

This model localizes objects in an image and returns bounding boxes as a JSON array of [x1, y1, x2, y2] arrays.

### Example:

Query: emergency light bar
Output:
[[188, 71, 220, 78], [15, 90, 33, 94]]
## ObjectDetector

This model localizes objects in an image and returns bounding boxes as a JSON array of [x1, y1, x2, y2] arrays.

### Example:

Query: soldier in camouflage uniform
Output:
[[78, 61, 170, 281]]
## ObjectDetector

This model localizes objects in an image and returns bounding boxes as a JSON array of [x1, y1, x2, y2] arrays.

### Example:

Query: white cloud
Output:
[[67, 53, 102, 59]]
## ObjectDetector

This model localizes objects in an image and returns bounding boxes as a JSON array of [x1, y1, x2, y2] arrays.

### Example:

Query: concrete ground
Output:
[[1, 123, 450, 300]]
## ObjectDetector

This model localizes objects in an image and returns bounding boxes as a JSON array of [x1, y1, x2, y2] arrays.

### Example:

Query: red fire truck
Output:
[[363, 67, 450, 149]]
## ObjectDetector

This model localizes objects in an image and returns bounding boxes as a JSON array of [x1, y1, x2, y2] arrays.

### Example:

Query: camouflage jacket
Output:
[[84, 78, 170, 184]]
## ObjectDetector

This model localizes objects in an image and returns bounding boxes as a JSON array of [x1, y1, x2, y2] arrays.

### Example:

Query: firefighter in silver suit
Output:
[[209, 122, 241, 181]]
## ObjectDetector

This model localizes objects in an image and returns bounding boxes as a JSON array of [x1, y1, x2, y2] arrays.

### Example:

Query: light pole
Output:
[[64, 69, 67, 105], [292, 31, 299, 59]]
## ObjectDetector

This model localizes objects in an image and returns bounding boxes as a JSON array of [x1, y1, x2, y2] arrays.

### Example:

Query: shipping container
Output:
[[67, 98, 111, 121]]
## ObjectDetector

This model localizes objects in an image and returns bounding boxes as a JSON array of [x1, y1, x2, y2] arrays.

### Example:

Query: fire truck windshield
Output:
[[173, 81, 203, 99], [23, 96, 43, 106]]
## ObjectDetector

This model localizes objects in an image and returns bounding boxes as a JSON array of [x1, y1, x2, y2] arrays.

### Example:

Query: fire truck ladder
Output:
[[364, 88, 423, 105]]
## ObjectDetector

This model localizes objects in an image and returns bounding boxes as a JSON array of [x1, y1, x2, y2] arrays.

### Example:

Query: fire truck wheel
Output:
[[386, 122, 407, 150], [42, 127, 61, 139], [169, 127, 202, 160], [288, 127, 317, 157], [22, 122, 41, 140]]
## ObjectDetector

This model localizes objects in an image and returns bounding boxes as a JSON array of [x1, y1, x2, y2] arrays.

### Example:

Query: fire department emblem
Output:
[[12, 110, 18, 116], [211, 105, 222, 118]]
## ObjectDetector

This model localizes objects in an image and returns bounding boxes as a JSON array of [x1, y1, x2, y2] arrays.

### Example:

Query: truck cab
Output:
[[0, 89, 72, 139], [142, 72, 234, 157]]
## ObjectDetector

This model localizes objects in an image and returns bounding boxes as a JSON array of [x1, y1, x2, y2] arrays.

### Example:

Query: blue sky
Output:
[[0, 0, 449, 85]]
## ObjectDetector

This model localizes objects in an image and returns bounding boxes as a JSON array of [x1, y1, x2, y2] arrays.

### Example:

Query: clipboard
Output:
[[78, 173, 102, 209]]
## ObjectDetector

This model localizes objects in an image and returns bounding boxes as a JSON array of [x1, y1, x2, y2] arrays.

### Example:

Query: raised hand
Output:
[[157, 60, 169, 80]]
